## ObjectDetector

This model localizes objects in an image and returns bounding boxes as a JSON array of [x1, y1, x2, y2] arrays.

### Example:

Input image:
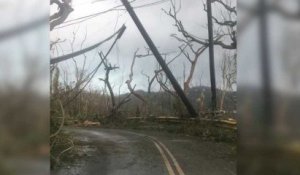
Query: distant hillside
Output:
[[118, 86, 236, 116], [187, 86, 236, 111]]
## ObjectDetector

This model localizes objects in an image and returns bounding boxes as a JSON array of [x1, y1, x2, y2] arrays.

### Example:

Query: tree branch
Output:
[[50, 0, 74, 30]]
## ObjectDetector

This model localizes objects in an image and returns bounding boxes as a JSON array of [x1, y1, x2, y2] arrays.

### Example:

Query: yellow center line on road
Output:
[[123, 130, 186, 175], [153, 141, 176, 175], [157, 140, 186, 175], [149, 136, 186, 175]]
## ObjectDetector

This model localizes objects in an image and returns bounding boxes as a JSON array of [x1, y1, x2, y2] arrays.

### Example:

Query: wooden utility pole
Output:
[[206, 0, 217, 113], [121, 0, 198, 117]]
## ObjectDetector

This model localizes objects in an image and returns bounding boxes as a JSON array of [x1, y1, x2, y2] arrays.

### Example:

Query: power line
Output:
[[51, 25, 126, 64], [53, 0, 169, 30]]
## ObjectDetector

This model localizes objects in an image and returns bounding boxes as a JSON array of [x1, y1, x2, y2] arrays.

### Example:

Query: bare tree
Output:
[[164, 0, 236, 50], [203, 0, 237, 49], [139, 47, 184, 94], [164, 0, 236, 95], [198, 90, 206, 112], [164, 0, 237, 113], [219, 51, 236, 110], [125, 48, 174, 117], [128, 48, 186, 117], [98, 53, 131, 117], [98, 53, 119, 114], [126, 49, 147, 104], [178, 41, 207, 94]]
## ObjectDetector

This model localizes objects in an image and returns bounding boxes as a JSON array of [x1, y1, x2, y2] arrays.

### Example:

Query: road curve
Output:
[[51, 128, 236, 175]]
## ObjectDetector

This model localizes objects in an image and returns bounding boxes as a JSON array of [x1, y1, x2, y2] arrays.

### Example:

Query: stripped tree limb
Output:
[[171, 34, 223, 94], [212, 0, 237, 15], [50, 0, 74, 30], [140, 47, 185, 93], [164, 0, 236, 50], [211, 16, 237, 27], [146, 52, 182, 97], [99, 53, 119, 108], [182, 45, 207, 94], [98, 54, 133, 117], [125, 49, 147, 103], [156, 71, 177, 97], [56, 138, 74, 161], [114, 91, 132, 112]]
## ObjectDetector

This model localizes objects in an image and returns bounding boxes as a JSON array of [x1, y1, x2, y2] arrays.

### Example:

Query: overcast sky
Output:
[[1, 0, 297, 97], [0, 0, 298, 103], [50, 0, 237, 94]]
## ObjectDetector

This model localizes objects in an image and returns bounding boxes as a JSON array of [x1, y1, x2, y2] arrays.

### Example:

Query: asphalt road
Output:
[[52, 128, 236, 175]]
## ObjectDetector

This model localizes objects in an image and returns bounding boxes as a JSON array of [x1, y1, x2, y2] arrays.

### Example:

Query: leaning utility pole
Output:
[[206, 0, 217, 113], [121, 0, 198, 117]]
